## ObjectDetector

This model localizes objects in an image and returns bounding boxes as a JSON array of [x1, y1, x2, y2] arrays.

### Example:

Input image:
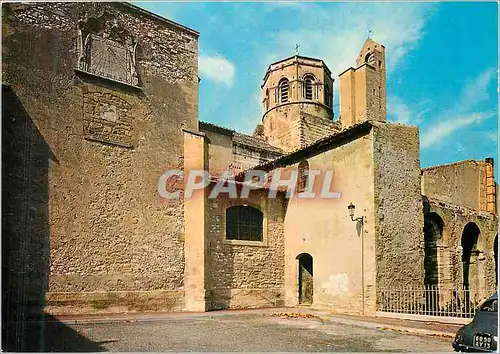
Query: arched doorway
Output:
[[297, 253, 313, 305], [424, 213, 443, 314], [424, 212, 443, 286], [461, 222, 480, 290]]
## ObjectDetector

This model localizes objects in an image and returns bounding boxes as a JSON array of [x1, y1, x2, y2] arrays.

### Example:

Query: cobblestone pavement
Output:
[[59, 312, 454, 352]]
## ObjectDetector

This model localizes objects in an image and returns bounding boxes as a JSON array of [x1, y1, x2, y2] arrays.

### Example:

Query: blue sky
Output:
[[135, 1, 498, 170]]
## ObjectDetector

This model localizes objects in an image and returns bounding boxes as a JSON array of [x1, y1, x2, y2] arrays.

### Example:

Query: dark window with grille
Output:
[[297, 160, 309, 193], [226, 206, 263, 241], [279, 78, 289, 103], [304, 77, 314, 100]]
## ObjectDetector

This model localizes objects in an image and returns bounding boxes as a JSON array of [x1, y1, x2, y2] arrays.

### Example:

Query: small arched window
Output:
[[226, 205, 263, 241], [297, 160, 309, 193], [265, 88, 269, 111], [279, 78, 289, 103], [303, 76, 314, 100], [365, 52, 375, 65]]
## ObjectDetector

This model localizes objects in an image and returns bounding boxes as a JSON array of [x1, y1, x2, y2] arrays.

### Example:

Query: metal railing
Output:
[[378, 285, 496, 318]]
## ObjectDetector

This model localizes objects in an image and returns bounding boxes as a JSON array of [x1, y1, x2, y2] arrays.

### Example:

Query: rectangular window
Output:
[[226, 205, 263, 241]]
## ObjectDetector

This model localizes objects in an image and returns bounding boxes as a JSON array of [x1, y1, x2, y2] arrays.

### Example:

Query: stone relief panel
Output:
[[83, 91, 133, 147], [77, 12, 139, 86]]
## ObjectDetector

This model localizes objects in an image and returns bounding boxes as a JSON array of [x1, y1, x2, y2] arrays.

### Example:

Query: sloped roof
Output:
[[232, 132, 283, 154], [199, 121, 284, 154], [235, 120, 373, 179]]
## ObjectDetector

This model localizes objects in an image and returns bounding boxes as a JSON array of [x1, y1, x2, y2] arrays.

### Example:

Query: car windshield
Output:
[[480, 298, 498, 312]]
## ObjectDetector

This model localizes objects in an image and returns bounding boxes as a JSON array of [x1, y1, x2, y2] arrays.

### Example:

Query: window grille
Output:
[[226, 206, 263, 241]]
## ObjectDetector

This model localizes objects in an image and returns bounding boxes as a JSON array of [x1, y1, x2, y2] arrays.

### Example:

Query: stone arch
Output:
[[296, 253, 313, 304], [461, 222, 480, 290], [423, 212, 444, 286], [278, 78, 289, 103], [423, 212, 444, 314], [365, 52, 375, 65], [302, 74, 315, 100]]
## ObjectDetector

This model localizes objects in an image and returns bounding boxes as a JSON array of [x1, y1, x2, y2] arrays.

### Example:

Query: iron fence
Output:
[[378, 285, 496, 318]]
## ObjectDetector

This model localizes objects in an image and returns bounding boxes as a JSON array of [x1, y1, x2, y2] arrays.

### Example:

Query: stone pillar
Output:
[[183, 129, 208, 311], [485, 158, 496, 214], [339, 68, 356, 128]]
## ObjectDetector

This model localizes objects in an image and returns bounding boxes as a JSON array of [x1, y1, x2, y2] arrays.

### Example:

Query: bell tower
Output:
[[260, 55, 338, 152], [339, 38, 386, 128]]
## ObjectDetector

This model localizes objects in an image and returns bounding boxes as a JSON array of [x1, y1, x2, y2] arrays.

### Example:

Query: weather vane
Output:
[[367, 29, 372, 39], [294, 44, 300, 56]]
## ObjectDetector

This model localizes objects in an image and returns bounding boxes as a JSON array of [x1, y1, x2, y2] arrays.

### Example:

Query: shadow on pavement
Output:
[[2, 313, 106, 352]]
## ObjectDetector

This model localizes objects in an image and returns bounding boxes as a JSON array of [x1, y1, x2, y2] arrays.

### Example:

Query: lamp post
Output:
[[348, 202, 365, 315]]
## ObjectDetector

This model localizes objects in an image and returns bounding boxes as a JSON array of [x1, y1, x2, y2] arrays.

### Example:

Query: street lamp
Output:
[[348, 203, 364, 224], [348, 202, 365, 315]]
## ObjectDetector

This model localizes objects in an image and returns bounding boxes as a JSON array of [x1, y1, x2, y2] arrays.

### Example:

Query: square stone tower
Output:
[[339, 39, 387, 128]]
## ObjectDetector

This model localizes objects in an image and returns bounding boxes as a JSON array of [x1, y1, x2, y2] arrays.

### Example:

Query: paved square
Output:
[[46, 312, 454, 352]]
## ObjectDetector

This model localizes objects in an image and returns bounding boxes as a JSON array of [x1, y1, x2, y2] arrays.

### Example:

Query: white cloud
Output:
[[420, 112, 494, 149], [264, 3, 436, 79], [198, 55, 235, 87], [420, 68, 496, 149], [387, 96, 431, 126], [249, 2, 436, 120], [459, 68, 497, 112], [387, 96, 412, 124], [483, 131, 499, 142]]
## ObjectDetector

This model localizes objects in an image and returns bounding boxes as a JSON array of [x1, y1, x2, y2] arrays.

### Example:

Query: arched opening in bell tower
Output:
[[278, 78, 289, 103]]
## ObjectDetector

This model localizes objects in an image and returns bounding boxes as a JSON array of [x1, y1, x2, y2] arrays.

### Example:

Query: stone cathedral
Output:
[[2, 2, 498, 326]]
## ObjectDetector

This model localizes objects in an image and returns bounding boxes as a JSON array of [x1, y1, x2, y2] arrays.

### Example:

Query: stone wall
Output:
[[2, 2, 198, 315], [201, 126, 234, 176], [422, 160, 488, 212], [206, 190, 285, 310], [263, 106, 303, 152], [200, 122, 282, 176], [283, 127, 377, 315], [300, 112, 340, 147], [372, 122, 424, 291], [424, 198, 497, 298]]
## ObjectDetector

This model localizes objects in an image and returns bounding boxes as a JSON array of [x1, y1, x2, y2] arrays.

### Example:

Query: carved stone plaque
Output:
[[78, 13, 139, 87], [83, 91, 133, 147]]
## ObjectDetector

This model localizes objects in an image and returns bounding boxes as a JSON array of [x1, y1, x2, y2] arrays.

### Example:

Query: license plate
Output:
[[474, 334, 493, 349]]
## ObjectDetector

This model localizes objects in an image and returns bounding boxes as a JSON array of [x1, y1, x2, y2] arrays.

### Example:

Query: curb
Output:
[[320, 315, 456, 338], [12, 308, 458, 339]]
